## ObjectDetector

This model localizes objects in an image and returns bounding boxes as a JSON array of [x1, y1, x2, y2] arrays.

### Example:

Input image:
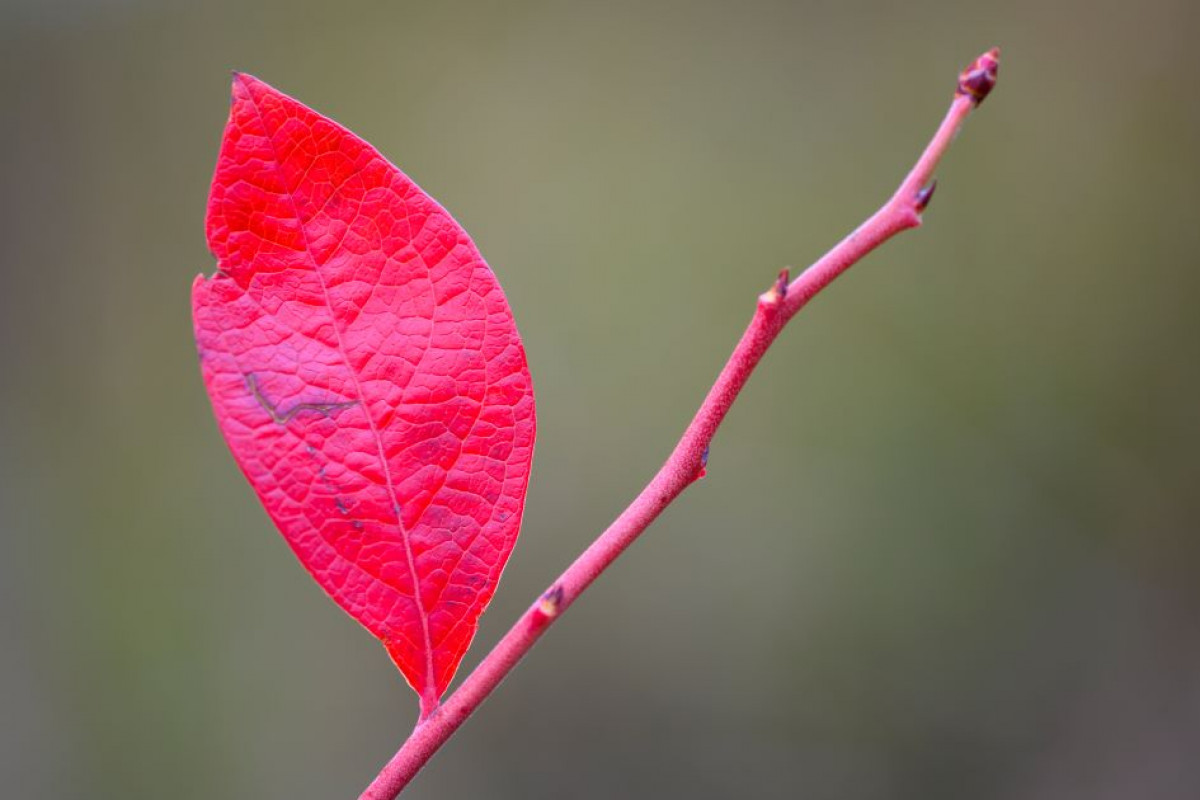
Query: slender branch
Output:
[[360, 48, 999, 800]]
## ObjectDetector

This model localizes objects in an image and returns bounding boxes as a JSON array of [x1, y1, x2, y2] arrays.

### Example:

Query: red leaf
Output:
[[192, 74, 536, 717]]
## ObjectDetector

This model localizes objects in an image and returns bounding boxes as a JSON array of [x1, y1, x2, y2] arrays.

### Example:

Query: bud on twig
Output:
[[957, 47, 1000, 105], [915, 180, 938, 213], [774, 268, 790, 299], [536, 585, 565, 618], [760, 267, 791, 308]]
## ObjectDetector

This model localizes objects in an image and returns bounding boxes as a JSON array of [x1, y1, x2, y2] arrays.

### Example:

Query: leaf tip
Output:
[[228, 71, 245, 102], [227, 71, 271, 106]]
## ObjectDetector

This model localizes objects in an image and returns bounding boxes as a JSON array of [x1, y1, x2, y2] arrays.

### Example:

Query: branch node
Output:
[[957, 47, 1000, 106]]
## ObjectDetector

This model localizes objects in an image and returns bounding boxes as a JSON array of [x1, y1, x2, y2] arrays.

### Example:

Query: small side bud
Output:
[[957, 47, 1000, 106], [760, 267, 790, 308], [696, 444, 711, 480], [915, 180, 937, 213], [536, 585, 565, 618], [774, 267, 790, 299]]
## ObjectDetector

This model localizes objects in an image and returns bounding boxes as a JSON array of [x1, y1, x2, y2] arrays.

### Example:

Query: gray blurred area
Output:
[[2, 0, 1199, 797]]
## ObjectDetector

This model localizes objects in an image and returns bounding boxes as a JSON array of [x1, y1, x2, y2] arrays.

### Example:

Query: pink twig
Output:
[[361, 48, 999, 800]]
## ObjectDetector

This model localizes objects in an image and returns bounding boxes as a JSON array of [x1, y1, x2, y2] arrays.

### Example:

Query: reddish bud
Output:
[[957, 47, 1000, 105], [915, 180, 938, 212], [695, 444, 711, 481], [758, 267, 791, 310], [774, 267, 790, 299], [536, 585, 565, 618]]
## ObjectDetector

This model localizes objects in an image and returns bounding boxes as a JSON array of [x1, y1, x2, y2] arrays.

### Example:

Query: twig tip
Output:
[[957, 47, 1000, 106]]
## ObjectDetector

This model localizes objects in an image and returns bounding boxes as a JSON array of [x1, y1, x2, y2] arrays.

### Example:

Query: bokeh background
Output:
[[3, 0, 1198, 798]]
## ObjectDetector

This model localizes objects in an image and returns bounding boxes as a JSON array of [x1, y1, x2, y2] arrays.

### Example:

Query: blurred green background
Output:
[[3, 0, 1198, 798]]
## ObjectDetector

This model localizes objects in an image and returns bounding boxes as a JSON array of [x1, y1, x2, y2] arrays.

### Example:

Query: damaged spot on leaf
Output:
[[246, 373, 358, 425]]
